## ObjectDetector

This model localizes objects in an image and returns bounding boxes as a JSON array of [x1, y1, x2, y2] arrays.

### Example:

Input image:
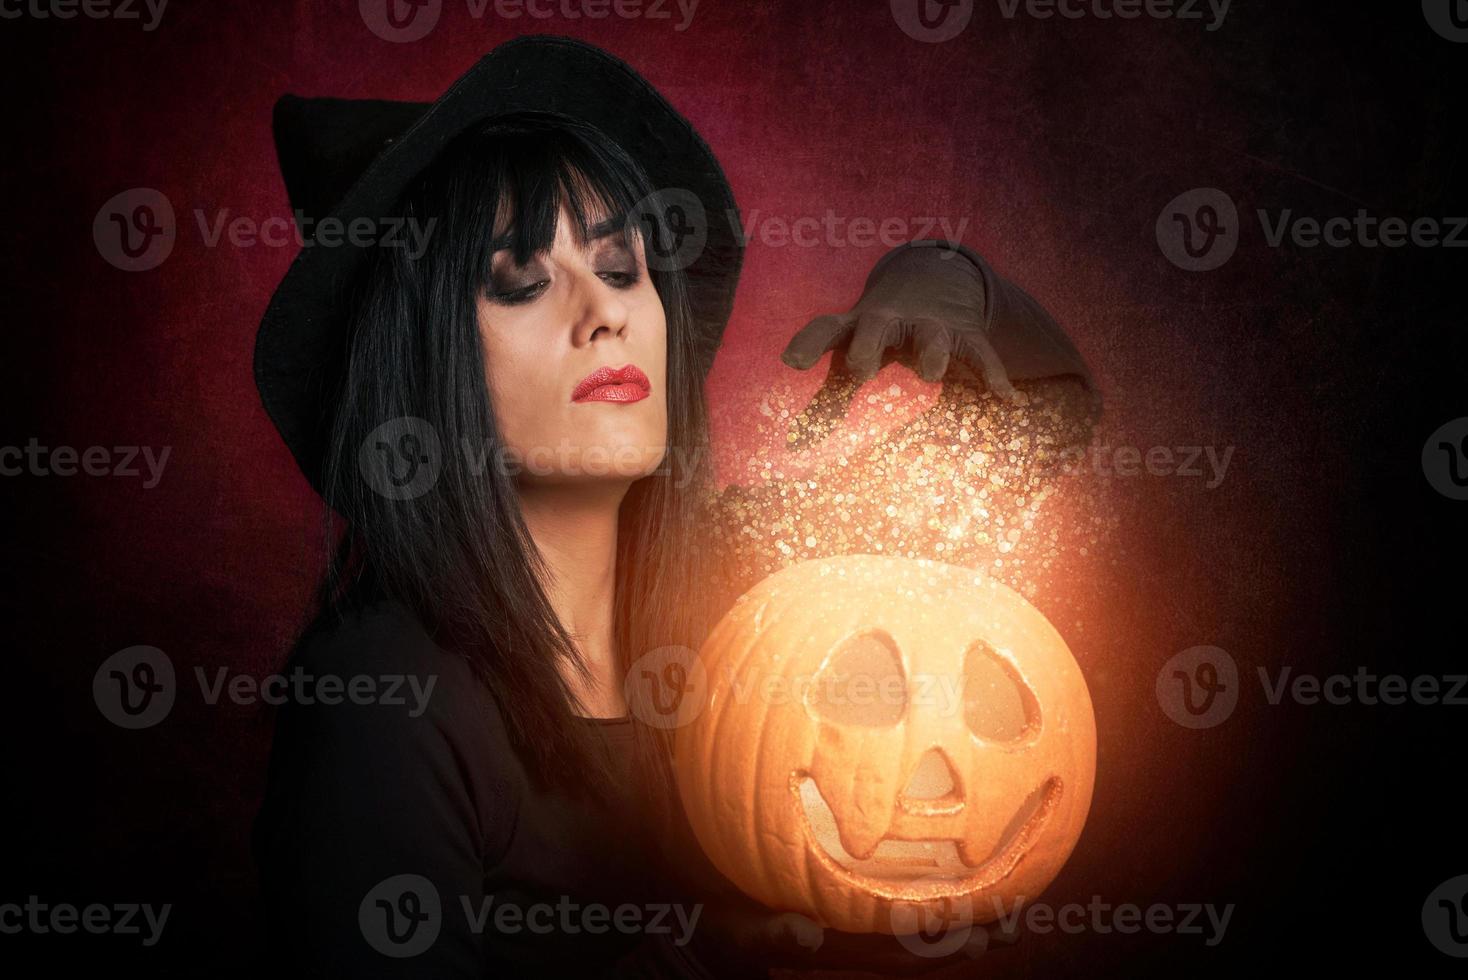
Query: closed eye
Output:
[[598, 268, 641, 289], [490, 280, 549, 305]]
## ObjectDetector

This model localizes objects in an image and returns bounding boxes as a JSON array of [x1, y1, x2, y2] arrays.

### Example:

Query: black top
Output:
[[251, 602, 729, 978]]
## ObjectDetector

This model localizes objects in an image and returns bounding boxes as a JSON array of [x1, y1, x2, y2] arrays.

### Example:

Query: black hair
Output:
[[307, 111, 723, 817]]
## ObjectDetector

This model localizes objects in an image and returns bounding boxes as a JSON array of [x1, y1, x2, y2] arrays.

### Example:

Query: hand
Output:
[[692, 890, 1020, 977], [779, 241, 1097, 449]]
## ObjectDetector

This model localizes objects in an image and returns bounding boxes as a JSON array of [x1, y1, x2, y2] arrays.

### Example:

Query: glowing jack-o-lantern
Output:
[[675, 555, 1096, 934]]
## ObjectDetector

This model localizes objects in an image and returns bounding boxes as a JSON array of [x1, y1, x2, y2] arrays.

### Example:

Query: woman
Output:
[[251, 36, 1097, 978]]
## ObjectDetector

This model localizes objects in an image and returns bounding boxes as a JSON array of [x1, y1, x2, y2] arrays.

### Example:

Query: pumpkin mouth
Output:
[[792, 772, 1061, 897]]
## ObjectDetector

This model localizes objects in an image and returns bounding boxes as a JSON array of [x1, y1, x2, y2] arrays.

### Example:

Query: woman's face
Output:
[[476, 200, 669, 488]]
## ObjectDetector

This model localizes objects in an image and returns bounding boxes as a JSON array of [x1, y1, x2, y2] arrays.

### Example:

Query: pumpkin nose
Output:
[[897, 748, 964, 816]]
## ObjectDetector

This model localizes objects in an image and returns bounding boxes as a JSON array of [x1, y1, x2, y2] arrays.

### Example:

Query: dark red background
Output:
[[5, 1, 1466, 975]]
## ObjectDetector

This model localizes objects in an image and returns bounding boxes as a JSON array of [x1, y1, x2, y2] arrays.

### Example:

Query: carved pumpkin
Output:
[[675, 555, 1095, 934]]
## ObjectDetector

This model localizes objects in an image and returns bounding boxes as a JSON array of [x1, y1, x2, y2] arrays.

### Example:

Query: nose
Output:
[[569, 265, 630, 348], [897, 748, 964, 816]]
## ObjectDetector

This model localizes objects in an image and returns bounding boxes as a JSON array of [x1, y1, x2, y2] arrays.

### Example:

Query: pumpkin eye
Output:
[[963, 642, 1040, 742], [807, 631, 906, 726]]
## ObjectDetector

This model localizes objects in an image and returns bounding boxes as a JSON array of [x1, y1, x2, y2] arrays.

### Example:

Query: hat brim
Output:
[[254, 35, 742, 495]]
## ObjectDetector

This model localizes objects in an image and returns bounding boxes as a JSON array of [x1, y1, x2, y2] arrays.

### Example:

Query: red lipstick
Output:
[[571, 363, 651, 403]]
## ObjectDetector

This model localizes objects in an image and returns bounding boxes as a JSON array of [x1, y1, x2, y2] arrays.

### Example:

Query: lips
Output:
[[571, 363, 651, 403]]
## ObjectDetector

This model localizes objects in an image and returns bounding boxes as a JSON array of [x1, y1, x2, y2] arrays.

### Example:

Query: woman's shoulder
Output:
[[254, 601, 526, 958], [286, 599, 509, 730], [292, 598, 476, 679], [265, 599, 528, 826]]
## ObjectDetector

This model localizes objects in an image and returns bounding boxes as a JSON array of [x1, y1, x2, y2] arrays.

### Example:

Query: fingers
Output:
[[955, 330, 1020, 402], [758, 911, 825, 955], [845, 311, 898, 380], [703, 897, 824, 958], [910, 317, 953, 383], [781, 314, 853, 370], [784, 311, 968, 388]]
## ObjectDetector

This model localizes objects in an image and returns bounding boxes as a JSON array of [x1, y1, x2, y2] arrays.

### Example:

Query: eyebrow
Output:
[[487, 213, 629, 255]]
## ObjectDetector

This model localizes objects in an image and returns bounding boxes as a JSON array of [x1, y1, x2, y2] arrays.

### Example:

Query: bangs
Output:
[[456, 111, 651, 268]]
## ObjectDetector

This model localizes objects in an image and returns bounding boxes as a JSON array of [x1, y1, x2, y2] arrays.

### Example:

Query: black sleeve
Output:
[[251, 608, 519, 978]]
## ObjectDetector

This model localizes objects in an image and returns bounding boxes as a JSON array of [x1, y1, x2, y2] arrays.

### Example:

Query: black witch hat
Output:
[[254, 35, 742, 492]]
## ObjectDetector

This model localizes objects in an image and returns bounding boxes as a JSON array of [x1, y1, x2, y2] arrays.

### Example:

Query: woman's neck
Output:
[[516, 481, 629, 718]]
